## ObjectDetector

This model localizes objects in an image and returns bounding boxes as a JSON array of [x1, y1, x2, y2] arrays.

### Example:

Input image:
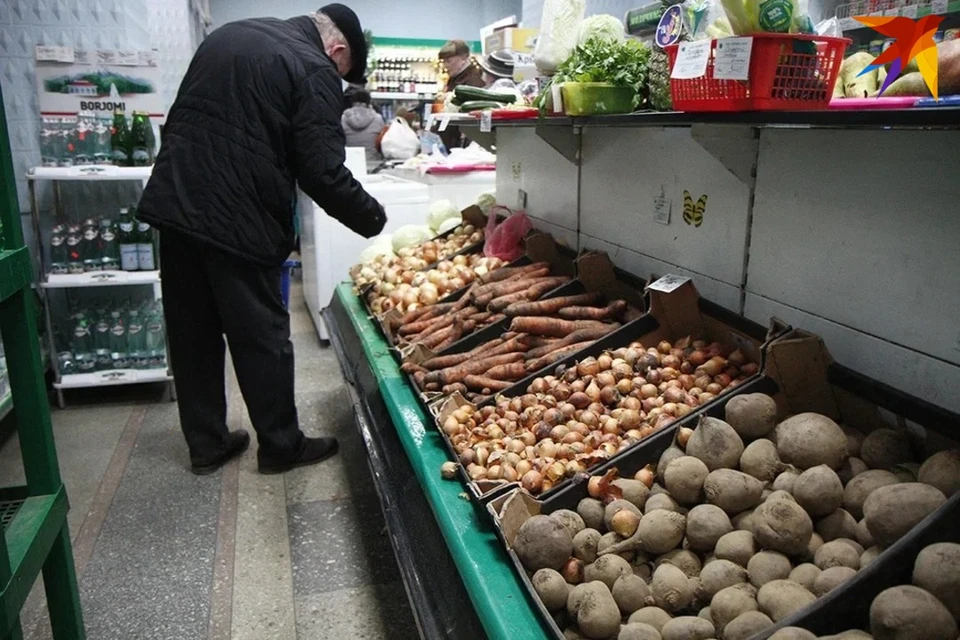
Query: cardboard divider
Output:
[[487, 329, 960, 640]]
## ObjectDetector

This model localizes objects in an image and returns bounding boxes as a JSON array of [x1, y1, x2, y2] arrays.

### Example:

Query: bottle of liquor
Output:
[[130, 112, 153, 166], [81, 218, 101, 272], [136, 219, 157, 271], [110, 109, 131, 166], [50, 224, 69, 274], [118, 208, 139, 271], [100, 218, 120, 270], [66, 223, 84, 274]]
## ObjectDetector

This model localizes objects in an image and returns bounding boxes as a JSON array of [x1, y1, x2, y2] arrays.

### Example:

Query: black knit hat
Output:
[[320, 3, 367, 84]]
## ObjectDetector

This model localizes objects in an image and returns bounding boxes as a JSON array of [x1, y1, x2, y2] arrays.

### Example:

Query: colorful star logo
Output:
[[855, 14, 944, 99]]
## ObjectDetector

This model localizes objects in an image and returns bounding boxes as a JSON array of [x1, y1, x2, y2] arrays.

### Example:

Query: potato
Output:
[[699, 559, 748, 600], [564, 628, 585, 640], [711, 583, 759, 630], [731, 509, 757, 535], [657, 549, 702, 579], [579, 497, 607, 531], [769, 628, 816, 640], [891, 463, 920, 483], [816, 509, 859, 542], [788, 563, 821, 591], [740, 439, 784, 482], [705, 470, 765, 516], [615, 478, 654, 510], [773, 469, 801, 494], [793, 465, 844, 518], [757, 580, 817, 622], [748, 551, 793, 588], [860, 428, 913, 470], [815, 540, 861, 570], [606, 500, 644, 533], [826, 631, 874, 640], [802, 533, 825, 563], [813, 566, 857, 596], [870, 585, 958, 640], [570, 581, 623, 640], [638, 510, 687, 555], [515, 514, 574, 571], [725, 394, 778, 440], [629, 607, 674, 632], [661, 616, 715, 640], [834, 537, 864, 556], [843, 470, 900, 520], [842, 426, 865, 458], [753, 499, 814, 556], [715, 531, 758, 567], [586, 554, 634, 590], [855, 519, 876, 549], [724, 611, 774, 640], [863, 483, 946, 546], [619, 622, 664, 640], [660, 445, 687, 479], [912, 542, 960, 620], [687, 417, 745, 471], [665, 457, 711, 505], [837, 457, 869, 485], [554, 509, 587, 539], [534, 568, 571, 612], [917, 450, 960, 498], [860, 545, 883, 568], [614, 573, 655, 615], [574, 528, 603, 564], [776, 413, 848, 471], [647, 493, 683, 515], [652, 563, 695, 613], [686, 505, 733, 552], [767, 490, 795, 503]]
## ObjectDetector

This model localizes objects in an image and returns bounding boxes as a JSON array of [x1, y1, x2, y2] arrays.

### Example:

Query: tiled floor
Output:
[[0, 279, 420, 639]]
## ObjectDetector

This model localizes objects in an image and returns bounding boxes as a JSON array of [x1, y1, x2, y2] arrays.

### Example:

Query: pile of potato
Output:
[[512, 393, 960, 640], [439, 338, 755, 493], [352, 223, 483, 291], [364, 254, 504, 315]]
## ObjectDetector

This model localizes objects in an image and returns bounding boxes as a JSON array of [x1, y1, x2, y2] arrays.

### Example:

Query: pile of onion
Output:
[[368, 255, 504, 315], [441, 338, 756, 495]]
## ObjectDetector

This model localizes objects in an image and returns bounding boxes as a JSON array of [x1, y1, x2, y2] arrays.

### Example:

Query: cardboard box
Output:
[[483, 28, 538, 56]]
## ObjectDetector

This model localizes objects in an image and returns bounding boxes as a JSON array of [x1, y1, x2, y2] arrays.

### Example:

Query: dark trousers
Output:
[[159, 229, 304, 466]]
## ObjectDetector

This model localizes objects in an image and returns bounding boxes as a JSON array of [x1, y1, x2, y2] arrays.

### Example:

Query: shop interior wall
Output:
[[207, 0, 523, 40], [495, 125, 960, 415]]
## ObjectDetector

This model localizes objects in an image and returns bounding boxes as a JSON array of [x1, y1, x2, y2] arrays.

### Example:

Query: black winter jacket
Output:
[[138, 16, 385, 266]]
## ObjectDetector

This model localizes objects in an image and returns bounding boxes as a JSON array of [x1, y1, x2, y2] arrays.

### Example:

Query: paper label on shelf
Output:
[[117, 50, 139, 66], [438, 114, 451, 131], [838, 16, 860, 31], [932, 0, 948, 12], [654, 196, 671, 225], [97, 49, 119, 65], [647, 274, 692, 293], [713, 37, 753, 81], [74, 49, 92, 65], [480, 110, 492, 133], [902, 4, 918, 18], [671, 40, 711, 79], [138, 50, 159, 67], [35, 45, 60, 61]]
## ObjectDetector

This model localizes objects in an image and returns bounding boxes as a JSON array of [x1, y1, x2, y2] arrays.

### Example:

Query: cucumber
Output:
[[453, 85, 517, 105], [458, 100, 506, 112]]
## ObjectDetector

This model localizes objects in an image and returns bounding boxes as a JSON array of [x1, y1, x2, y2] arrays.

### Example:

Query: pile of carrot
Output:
[[389, 262, 570, 352], [399, 286, 633, 402]]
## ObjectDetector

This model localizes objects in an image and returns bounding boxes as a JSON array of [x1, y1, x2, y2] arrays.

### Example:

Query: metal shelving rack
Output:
[[0, 84, 86, 640], [25, 165, 175, 408]]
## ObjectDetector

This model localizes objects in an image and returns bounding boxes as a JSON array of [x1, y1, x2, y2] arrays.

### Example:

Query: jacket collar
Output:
[[289, 15, 328, 58]]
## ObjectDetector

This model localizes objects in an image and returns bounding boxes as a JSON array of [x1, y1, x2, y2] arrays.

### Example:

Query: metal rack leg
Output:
[[42, 528, 85, 639], [168, 380, 177, 402], [56, 388, 64, 410]]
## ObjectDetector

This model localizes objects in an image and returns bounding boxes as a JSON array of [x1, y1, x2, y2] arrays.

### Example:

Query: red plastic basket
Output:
[[665, 34, 850, 112]]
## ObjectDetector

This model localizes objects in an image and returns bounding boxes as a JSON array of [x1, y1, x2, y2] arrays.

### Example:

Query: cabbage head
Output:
[[578, 14, 625, 46], [476, 192, 497, 215], [426, 199, 461, 232], [391, 225, 434, 253], [358, 235, 394, 263]]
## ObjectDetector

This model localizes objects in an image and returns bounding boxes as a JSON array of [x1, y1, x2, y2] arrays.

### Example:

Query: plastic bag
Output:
[[684, 0, 735, 39], [534, 0, 587, 75], [380, 117, 420, 160], [483, 207, 532, 262], [816, 16, 841, 37]]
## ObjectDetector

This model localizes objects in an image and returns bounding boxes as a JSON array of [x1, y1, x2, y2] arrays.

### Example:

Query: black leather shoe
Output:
[[191, 431, 251, 475], [258, 437, 339, 475]]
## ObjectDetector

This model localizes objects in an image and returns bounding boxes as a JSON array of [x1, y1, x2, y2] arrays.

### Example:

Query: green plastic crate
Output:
[[560, 82, 637, 116]]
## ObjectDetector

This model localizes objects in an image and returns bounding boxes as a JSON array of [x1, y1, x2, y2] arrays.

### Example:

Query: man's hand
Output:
[[350, 200, 386, 239], [364, 201, 387, 238]]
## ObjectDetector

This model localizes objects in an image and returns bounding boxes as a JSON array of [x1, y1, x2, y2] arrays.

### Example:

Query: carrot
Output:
[[448, 285, 477, 314], [397, 305, 434, 326], [462, 374, 513, 392], [473, 334, 530, 359], [509, 317, 618, 338], [525, 341, 596, 371], [501, 332, 519, 341], [442, 383, 468, 396], [424, 319, 475, 350], [425, 382, 440, 392], [413, 371, 427, 389], [417, 307, 477, 340], [429, 352, 526, 386], [521, 336, 559, 349], [469, 310, 494, 324], [420, 337, 508, 370], [400, 362, 427, 375], [488, 277, 571, 313], [398, 307, 454, 335], [477, 262, 550, 284], [525, 325, 621, 359], [503, 292, 604, 317], [484, 361, 528, 381], [474, 269, 551, 303], [557, 300, 628, 321]]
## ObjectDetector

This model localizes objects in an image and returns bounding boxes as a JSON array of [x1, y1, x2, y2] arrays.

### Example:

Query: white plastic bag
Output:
[[380, 117, 420, 160], [534, 0, 587, 75]]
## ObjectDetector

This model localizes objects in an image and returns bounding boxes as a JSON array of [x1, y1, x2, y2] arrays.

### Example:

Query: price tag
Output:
[[74, 49, 92, 65], [647, 274, 691, 293], [713, 37, 753, 81], [35, 45, 60, 61], [138, 50, 159, 67], [97, 49, 119, 65], [654, 196, 672, 225], [117, 50, 139, 66], [932, 0, 948, 13], [838, 16, 860, 31], [480, 110, 492, 133], [670, 40, 711, 80], [902, 4, 918, 18], [438, 114, 451, 132]]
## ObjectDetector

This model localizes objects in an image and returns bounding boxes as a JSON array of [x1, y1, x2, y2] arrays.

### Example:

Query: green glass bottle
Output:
[[130, 111, 152, 167], [110, 109, 131, 166]]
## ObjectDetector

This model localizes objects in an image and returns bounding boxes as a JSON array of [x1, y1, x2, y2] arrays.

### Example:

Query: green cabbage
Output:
[[476, 192, 497, 215], [578, 14, 625, 46], [436, 217, 462, 235], [426, 200, 461, 232], [358, 235, 394, 263], [391, 225, 434, 253]]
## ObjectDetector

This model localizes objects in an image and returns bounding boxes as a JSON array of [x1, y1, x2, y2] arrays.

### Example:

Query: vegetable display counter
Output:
[[323, 283, 552, 640]]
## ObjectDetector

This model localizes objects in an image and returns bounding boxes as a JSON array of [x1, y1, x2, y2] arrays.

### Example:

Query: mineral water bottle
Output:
[[118, 208, 139, 271], [126, 309, 148, 369], [111, 109, 131, 166], [81, 218, 101, 272], [108, 310, 127, 368], [50, 224, 69, 274], [71, 312, 96, 373], [144, 307, 166, 369], [66, 224, 84, 274], [94, 310, 112, 370], [136, 220, 156, 271], [100, 218, 120, 270]]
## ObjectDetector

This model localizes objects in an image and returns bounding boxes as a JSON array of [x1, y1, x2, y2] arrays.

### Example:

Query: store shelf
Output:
[[369, 91, 435, 101], [26, 165, 152, 181], [41, 270, 160, 288], [0, 248, 33, 304], [54, 368, 170, 390], [838, 0, 960, 32]]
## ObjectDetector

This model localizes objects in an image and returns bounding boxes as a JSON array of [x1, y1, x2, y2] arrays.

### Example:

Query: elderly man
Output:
[[437, 39, 483, 151], [138, 4, 386, 475]]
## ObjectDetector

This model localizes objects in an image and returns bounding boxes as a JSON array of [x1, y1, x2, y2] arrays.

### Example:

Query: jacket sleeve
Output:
[[292, 67, 386, 238]]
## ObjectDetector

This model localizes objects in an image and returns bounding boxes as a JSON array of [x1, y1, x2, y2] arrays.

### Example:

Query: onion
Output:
[[658, 341, 673, 354], [577, 358, 600, 377], [728, 349, 746, 366], [585, 380, 601, 403], [521, 470, 543, 493], [596, 372, 616, 388], [597, 354, 613, 371], [562, 558, 585, 585], [635, 465, 655, 487], [677, 427, 694, 448], [600, 385, 620, 405]]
